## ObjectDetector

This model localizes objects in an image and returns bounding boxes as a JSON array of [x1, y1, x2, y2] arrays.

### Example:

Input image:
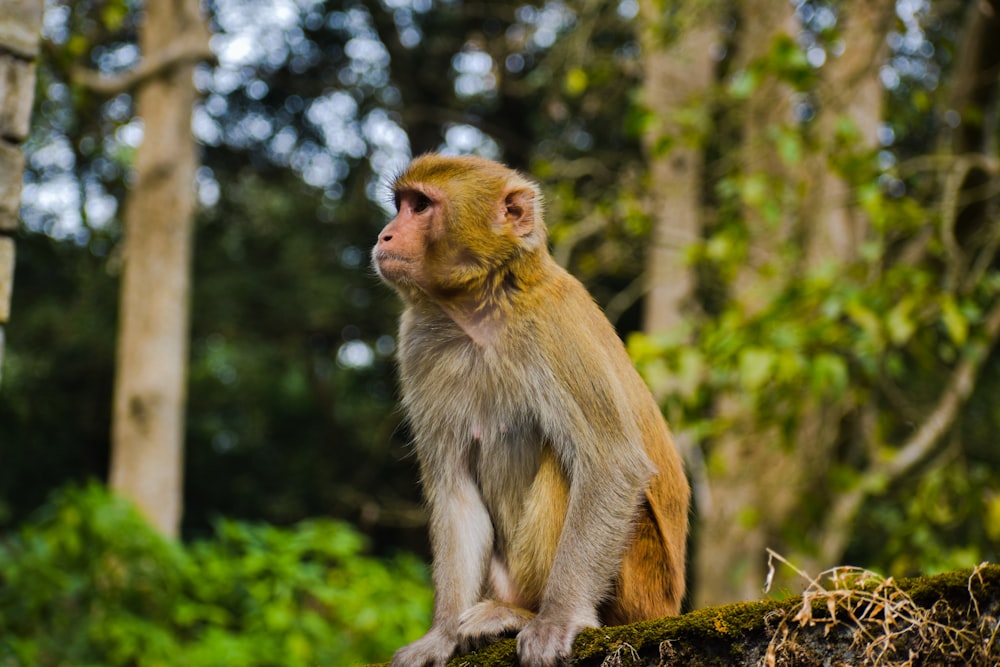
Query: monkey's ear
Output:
[[504, 188, 536, 238]]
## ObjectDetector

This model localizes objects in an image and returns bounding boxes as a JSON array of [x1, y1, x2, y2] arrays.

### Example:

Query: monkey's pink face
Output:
[[372, 187, 440, 289], [373, 173, 535, 300]]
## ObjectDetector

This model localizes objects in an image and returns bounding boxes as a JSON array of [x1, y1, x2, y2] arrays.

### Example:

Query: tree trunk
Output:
[[792, 0, 893, 573], [109, 0, 206, 538], [692, 0, 804, 609], [941, 0, 1000, 287], [637, 1, 719, 334], [693, 0, 893, 607], [804, 0, 893, 265], [732, 0, 798, 312], [0, 0, 42, 386], [942, 0, 1000, 157]]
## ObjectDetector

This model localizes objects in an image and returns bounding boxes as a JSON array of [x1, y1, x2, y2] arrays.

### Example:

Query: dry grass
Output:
[[598, 641, 640, 667], [761, 551, 998, 666]]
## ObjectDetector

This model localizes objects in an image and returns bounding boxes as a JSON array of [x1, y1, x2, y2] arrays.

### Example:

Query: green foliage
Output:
[[0, 484, 431, 666], [854, 462, 1000, 577], [630, 12, 1000, 572], [13, 0, 1000, 607], [631, 147, 1000, 439]]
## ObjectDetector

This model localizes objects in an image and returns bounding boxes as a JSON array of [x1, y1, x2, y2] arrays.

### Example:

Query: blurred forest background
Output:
[[1, 0, 1000, 664]]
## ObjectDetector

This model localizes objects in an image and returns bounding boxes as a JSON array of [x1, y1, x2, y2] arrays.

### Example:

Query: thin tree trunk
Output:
[[810, 0, 1000, 571], [942, 0, 1000, 156], [693, 0, 803, 609], [940, 0, 1000, 287], [694, 0, 893, 607], [804, 0, 893, 264], [109, 0, 206, 538], [637, 1, 718, 334], [0, 0, 42, 386], [732, 0, 798, 312]]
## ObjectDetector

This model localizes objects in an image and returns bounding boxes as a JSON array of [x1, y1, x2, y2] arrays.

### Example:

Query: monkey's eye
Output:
[[412, 193, 432, 214]]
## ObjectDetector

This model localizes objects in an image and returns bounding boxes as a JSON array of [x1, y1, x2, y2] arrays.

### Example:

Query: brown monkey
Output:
[[373, 154, 688, 667]]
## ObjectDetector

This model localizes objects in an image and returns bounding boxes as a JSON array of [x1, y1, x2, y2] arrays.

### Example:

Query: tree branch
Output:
[[71, 36, 213, 96], [818, 295, 1000, 566], [880, 297, 1000, 480]]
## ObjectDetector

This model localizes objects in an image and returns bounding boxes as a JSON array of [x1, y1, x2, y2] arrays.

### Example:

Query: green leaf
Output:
[[564, 68, 589, 97], [675, 348, 705, 402], [728, 69, 757, 100], [739, 173, 769, 208], [940, 295, 967, 345], [845, 300, 883, 348], [739, 347, 776, 391], [986, 494, 1000, 542], [776, 130, 802, 166], [886, 297, 916, 345], [640, 357, 673, 400], [626, 331, 661, 362], [101, 0, 130, 30], [810, 353, 848, 396], [652, 134, 674, 157], [705, 234, 733, 262]]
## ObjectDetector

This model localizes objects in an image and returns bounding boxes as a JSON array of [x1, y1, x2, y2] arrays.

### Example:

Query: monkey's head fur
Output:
[[373, 154, 548, 305]]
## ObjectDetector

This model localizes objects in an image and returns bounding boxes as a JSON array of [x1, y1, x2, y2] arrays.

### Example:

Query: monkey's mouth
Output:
[[374, 249, 410, 263], [373, 250, 415, 282], [374, 250, 412, 269]]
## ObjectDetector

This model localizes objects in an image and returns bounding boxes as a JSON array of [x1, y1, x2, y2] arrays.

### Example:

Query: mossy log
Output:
[[370, 564, 1000, 666]]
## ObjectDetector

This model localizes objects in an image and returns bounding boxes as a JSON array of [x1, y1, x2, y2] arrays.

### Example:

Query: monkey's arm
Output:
[[391, 473, 493, 667], [518, 420, 652, 665]]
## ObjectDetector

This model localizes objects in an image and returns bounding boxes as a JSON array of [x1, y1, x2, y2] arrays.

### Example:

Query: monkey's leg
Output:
[[457, 600, 535, 650], [391, 476, 495, 667], [602, 502, 682, 624]]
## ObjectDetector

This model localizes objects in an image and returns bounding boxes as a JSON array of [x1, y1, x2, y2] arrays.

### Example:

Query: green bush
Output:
[[0, 484, 431, 666]]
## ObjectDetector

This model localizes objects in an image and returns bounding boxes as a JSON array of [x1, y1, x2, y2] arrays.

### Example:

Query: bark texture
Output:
[[804, 0, 893, 265], [694, 0, 895, 608], [637, 1, 718, 334], [0, 0, 42, 386], [692, 0, 802, 609], [109, 0, 208, 537]]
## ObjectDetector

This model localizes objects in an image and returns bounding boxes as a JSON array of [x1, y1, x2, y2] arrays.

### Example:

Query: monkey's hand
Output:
[[516, 613, 593, 667], [390, 626, 458, 667]]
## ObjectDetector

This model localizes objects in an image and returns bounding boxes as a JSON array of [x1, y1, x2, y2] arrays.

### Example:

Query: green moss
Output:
[[897, 563, 1000, 606], [441, 598, 796, 666], [377, 565, 1000, 667], [446, 638, 517, 666]]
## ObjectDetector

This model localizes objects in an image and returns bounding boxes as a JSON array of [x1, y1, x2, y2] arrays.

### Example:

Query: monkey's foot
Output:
[[457, 600, 535, 650], [390, 626, 459, 667]]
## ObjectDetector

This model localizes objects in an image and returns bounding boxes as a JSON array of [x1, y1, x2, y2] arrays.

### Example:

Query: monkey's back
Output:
[[523, 265, 690, 618]]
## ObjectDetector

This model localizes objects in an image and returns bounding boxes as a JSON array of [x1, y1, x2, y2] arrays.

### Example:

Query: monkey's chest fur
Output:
[[398, 312, 572, 606]]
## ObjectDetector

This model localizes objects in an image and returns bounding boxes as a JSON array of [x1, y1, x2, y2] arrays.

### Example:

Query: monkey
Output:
[[372, 154, 689, 667]]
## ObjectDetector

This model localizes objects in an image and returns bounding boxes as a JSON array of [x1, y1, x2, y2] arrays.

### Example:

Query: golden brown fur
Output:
[[373, 154, 689, 667]]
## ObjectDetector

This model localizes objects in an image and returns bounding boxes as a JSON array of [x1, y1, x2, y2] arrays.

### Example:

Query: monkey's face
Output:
[[373, 155, 545, 302], [372, 187, 438, 293], [373, 189, 514, 298]]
